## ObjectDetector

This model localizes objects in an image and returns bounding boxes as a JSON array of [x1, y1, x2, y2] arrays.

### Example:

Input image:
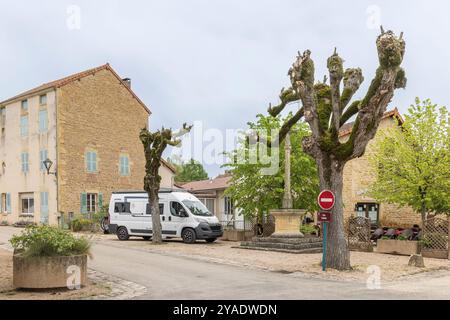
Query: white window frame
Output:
[[21, 193, 34, 215], [86, 193, 97, 213]]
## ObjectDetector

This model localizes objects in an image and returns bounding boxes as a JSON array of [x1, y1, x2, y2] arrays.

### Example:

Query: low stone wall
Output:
[[13, 254, 87, 289], [376, 239, 419, 256], [222, 230, 253, 241]]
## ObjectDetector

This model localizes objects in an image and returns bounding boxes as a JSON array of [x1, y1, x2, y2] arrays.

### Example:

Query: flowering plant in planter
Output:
[[10, 225, 91, 258]]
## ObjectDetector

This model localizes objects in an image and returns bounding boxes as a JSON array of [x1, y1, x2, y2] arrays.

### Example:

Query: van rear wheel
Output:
[[117, 227, 129, 241], [181, 228, 196, 244]]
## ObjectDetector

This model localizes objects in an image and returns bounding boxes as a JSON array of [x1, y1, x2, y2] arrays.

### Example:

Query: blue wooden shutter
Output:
[[98, 193, 103, 211], [80, 193, 87, 214], [6, 193, 11, 214], [40, 192, 49, 224]]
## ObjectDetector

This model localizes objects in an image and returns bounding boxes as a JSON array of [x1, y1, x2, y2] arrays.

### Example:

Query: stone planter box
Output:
[[13, 254, 87, 289], [222, 230, 253, 241], [376, 239, 419, 256]]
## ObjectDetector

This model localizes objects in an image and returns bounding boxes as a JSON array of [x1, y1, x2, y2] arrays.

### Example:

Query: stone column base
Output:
[[270, 209, 306, 238]]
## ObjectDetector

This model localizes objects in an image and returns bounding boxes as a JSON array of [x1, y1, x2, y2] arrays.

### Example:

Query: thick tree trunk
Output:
[[317, 154, 351, 270], [148, 188, 163, 244]]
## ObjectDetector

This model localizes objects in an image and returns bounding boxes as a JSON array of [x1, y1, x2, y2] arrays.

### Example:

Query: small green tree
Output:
[[224, 114, 319, 219], [369, 98, 450, 223], [175, 159, 209, 183]]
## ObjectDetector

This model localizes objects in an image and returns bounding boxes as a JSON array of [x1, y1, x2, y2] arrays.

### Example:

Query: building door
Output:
[[355, 203, 379, 225]]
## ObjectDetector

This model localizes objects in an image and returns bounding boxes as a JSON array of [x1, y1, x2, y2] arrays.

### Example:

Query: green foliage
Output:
[[300, 224, 317, 235], [175, 159, 209, 183], [224, 114, 319, 218], [369, 98, 450, 217], [397, 234, 408, 241], [71, 218, 94, 232], [10, 225, 91, 258]]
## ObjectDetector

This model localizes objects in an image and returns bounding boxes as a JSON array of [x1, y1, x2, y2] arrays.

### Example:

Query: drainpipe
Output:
[[55, 89, 60, 227]]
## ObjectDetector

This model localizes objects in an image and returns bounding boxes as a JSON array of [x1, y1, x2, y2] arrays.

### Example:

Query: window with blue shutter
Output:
[[119, 155, 130, 176], [86, 151, 97, 172], [21, 153, 29, 173], [20, 115, 28, 137], [40, 192, 49, 224], [40, 150, 48, 171], [38, 109, 48, 133]]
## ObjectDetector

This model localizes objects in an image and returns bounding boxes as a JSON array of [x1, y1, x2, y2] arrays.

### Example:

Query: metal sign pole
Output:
[[322, 221, 327, 272]]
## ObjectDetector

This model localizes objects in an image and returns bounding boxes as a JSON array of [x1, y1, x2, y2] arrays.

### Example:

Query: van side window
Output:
[[170, 202, 186, 217], [114, 202, 130, 213], [145, 203, 164, 216]]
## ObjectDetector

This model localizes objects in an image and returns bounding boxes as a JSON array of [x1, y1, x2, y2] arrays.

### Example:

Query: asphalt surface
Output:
[[1, 227, 449, 300]]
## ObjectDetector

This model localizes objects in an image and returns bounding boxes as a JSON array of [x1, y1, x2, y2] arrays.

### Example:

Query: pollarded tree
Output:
[[140, 124, 192, 244], [369, 99, 450, 224], [267, 28, 407, 270]]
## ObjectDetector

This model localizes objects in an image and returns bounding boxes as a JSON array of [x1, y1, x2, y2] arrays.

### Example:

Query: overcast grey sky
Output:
[[1, 0, 449, 177]]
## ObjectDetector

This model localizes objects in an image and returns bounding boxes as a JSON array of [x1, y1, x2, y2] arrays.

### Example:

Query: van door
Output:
[[128, 199, 152, 235], [165, 201, 190, 237]]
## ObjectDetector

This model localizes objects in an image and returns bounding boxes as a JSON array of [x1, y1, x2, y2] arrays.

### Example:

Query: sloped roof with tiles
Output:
[[182, 174, 232, 192], [0, 64, 151, 114]]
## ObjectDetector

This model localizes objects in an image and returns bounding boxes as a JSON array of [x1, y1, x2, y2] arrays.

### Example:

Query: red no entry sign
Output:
[[318, 190, 335, 211]]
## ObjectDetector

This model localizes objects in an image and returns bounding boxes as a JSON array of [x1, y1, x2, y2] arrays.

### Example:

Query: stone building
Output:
[[340, 108, 420, 227], [0, 64, 175, 226]]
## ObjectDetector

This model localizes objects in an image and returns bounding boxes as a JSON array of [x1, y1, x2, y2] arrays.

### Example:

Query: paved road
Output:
[[1, 227, 449, 299]]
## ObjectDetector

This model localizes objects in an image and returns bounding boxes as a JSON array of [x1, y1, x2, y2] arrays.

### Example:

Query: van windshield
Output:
[[182, 200, 213, 217]]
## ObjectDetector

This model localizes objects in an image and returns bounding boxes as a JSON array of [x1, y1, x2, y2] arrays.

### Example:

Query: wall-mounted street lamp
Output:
[[43, 158, 57, 177]]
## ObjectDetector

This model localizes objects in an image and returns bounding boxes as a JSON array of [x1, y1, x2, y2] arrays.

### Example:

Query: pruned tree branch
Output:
[[336, 30, 406, 161], [327, 50, 344, 133]]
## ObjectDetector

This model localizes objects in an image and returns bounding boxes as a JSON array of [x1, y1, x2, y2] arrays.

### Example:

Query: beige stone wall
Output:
[[0, 91, 58, 225], [341, 117, 421, 227], [56, 69, 151, 215]]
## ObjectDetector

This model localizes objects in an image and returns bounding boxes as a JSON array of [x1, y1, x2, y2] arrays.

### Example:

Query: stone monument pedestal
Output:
[[270, 209, 306, 238]]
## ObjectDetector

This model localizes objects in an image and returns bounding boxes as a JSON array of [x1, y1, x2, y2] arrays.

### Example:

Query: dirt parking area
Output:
[[0, 249, 110, 300], [99, 235, 450, 283]]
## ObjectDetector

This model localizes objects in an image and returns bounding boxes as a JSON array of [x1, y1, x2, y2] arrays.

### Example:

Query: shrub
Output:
[[10, 225, 91, 258], [397, 234, 408, 241], [71, 218, 94, 232], [0, 220, 8, 226], [300, 224, 317, 235]]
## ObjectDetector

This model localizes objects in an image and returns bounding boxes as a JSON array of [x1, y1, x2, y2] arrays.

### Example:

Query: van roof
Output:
[[111, 188, 187, 194]]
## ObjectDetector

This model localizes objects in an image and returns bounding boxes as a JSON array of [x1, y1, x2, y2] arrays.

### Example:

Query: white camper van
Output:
[[108, 189, 223, 243]]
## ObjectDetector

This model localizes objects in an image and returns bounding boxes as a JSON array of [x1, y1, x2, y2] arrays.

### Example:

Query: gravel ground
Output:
[[99, 235, 450, 283]]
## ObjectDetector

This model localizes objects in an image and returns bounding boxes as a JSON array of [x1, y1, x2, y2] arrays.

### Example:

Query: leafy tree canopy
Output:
[[369, 98, 450, 219], [224, 114, 319, 218], [174, 159, 209, 183]]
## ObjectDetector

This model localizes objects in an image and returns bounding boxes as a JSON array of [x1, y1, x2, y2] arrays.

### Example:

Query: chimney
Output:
[[122, 78, 131, 88]]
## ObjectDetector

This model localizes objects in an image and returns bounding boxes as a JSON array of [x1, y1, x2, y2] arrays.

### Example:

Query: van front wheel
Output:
[[117, 227, 130, 241], [182, 228, 196, 244]]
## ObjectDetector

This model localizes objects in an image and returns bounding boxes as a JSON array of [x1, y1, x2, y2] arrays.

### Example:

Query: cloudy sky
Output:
[[1, 0, 448, 177]]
